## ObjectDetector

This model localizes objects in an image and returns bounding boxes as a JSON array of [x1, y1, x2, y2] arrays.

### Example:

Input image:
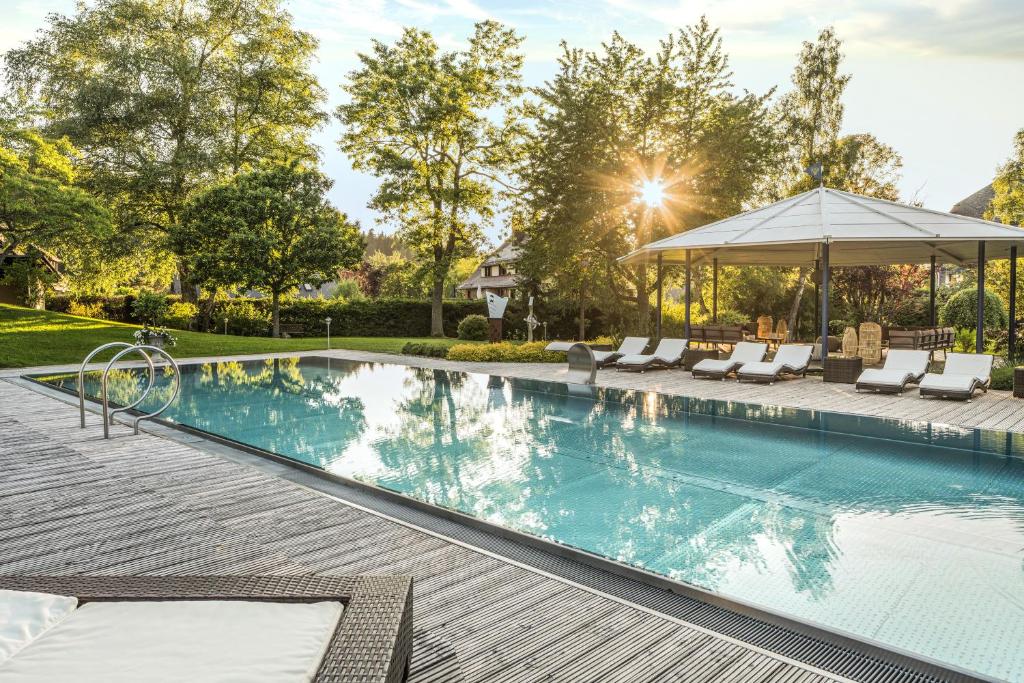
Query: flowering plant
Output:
[[133, 326, 177, 347]]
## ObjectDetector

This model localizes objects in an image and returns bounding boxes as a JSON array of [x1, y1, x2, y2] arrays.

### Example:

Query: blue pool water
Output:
[[39, 356, 1024, 681]]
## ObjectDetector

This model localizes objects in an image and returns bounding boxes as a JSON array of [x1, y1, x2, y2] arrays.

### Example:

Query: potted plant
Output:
[[134, 326, 177, 350]]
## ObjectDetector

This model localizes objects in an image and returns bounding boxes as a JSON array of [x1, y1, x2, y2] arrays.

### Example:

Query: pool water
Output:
[[41, 356, 1024, 681]]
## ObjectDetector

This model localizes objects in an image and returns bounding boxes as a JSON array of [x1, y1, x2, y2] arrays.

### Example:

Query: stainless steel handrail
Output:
[[79, 342, 154, 428], [101, 345, 180, 438]]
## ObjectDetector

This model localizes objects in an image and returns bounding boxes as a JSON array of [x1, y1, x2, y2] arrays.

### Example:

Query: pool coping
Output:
[[17, 365, 1000, 683]]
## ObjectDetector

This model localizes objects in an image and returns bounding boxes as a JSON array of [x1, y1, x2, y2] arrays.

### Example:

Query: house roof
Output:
[[620, 187, 1024, 267], [950, 184, 995, 219], [456, 273, 519, 291], [457, 237, 523, 290], [479, 240, 522, 267]]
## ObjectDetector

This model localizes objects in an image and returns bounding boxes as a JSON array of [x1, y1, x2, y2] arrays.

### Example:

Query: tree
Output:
[[988, 129, 1024, 226], [337, 21, 525, 336], [941, 287, 1008, 332], [4, 0, 326, 298], [176, 163, 364, 337]]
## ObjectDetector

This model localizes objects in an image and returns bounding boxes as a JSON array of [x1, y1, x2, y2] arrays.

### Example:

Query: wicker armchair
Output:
[[0, 575, 413, 683], [858, 322, 883, 365], [756, 315, 773, 339]]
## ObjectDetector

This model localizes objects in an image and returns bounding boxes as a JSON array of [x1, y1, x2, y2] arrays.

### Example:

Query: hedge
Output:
[[401, 342, 450, 358], [446, 341, 564, 363]]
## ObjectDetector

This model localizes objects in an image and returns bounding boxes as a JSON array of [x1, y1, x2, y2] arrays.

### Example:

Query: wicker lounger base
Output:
[[736, 369, 808, 384], [919, 380, 989, 401], [691, 366, 737, 380], [0, 575, 413, 683], [616, 359, 682, 373], [854, 381, 913, 395]]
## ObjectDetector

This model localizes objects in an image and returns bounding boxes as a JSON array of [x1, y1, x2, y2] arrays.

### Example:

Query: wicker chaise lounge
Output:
[[736, 344, 813, 384], [592, 336, 649, 368], [0, 575, 412, 683], [615, 338, 688, 372], [854, 349, 930, 395], [918, 353, 993, 401], [691, 342, 768, 380]]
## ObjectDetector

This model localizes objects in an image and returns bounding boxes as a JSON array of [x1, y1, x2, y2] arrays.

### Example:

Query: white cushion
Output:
[[737, 361, 783, 377], [544, 341, 574, 352], [0, 599, 343, 682], [0, 590, 78, 666], [693, 359, 736, 373], [942, 353, 992, 382], [920, 373, 979, 392], [857, 368, 912, 386], [616, 353, 655, 366]]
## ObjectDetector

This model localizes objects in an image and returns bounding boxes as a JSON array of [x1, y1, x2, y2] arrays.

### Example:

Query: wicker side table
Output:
[[684, 348, 719, 371], [1014, 367, 1024, 398], [824, 356, 863, 383]]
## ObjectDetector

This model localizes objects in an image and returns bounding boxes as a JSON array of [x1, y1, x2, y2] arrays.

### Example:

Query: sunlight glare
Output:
[[639, 179, 666, 208]]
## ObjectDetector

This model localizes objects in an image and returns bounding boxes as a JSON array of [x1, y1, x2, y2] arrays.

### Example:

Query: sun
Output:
[[638, 179, 666, 208]]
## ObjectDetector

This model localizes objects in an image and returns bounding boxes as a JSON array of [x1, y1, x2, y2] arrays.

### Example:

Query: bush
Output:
[[990, 366, 1015, 391], [401, 342, 450, 358], [266, 297, 486, 337], [940, 287, 1008, 331], [331, 278, 366, 302], [714, 309, 748, 325], [447, 341, 563, 363], [67, 300, 106, 319], [165, 301, 199, 330], [457, 314, 489, 341], [220, 299, 271, 336], [132, 291, 169, 325]]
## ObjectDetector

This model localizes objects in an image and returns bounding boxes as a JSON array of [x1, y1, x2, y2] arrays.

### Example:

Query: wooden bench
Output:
[[278, 323, 306, 338]]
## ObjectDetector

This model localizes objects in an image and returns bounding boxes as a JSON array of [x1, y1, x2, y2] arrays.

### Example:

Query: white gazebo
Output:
[[620, 187, 1024, 359]]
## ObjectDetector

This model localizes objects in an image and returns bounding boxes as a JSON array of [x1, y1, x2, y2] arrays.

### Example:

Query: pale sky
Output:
[[3, 0, 1023, 245]]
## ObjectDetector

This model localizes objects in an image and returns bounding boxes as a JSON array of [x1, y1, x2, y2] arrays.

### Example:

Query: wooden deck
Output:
[[0, 379, 843, 683]]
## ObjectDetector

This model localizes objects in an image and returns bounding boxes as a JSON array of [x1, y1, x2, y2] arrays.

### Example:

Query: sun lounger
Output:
[[615, 338, 688, 372], [692, 341, 767, 379], [854, 349, 930, 394], [736, 344, 813, 384], [918, 353, 993, 400], [592, 336, 649, 368], [0, 575, 412, 683]]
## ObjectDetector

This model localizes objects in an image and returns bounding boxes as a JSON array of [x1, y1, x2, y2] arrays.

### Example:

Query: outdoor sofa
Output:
[[918, 352, 993, 401], [688, 324, 746, 348], [736, 344, 813, 384], [0, 575, 413, 683], [854, 349, 930, 395], [615, 338, 688, 372], [691, 341, 768, 379]]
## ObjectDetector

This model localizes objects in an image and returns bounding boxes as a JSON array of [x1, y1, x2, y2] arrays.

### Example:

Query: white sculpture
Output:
[[485, 292, 509, 319], [524, 296, 540, 342]]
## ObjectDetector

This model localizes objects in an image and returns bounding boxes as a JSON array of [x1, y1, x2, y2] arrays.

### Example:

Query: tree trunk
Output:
[[578, 289, 586, 341], [430, 275, 445, 337], [271, 290, 281, 338], [787, 267, 808, 340]]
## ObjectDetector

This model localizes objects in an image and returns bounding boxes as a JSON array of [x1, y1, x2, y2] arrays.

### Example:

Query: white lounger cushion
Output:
[[919, 353, 993, 393], [880, 350, 930, 375], [593, 336, 648, 362], [0, 599, 344, 682], [0, 591, 78, 666], [544, 341, 574, 352], [739, 345, 812, 377], [856, 368, 914, 387], [919, 373, 981, 393], [693, 342, 767, 374], [617, 339, 688, 366], [692, 358, 736, 373]]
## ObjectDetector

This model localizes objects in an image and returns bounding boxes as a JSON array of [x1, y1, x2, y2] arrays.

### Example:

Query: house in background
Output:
[[456, 238, 524, 300], [0, 242, 64, 309], [944, 184, 997, 287]]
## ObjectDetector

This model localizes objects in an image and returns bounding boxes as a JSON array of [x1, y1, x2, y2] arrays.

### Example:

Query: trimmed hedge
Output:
[[401, 342, 450, 358], [990, 365, 1015, 391], [264, 298, 487, 337], [447, 341, 563, 363]]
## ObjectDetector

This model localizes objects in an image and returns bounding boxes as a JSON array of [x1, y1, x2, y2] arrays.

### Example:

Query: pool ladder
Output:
[[78, 343, 181, 438]]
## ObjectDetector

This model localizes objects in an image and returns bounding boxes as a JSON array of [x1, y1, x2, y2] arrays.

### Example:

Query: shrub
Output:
[[331, 278, 366, 302], [220, 299, 271, 336], [457, 314, 489, 341], [714, 309, 748, 325], [67, 300, 106, 319], [131, 291, 169, 325], [990, 366, 1015, 391], [270, 297, 486, 337], [401, 342, 450, 358], [940, 287, 1008, 331], [165, 301, 199, 330], [447, 341, 563, 363]]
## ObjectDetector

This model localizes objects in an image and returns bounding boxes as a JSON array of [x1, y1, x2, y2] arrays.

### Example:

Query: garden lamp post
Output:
[[223, 317, 228, 335], [325, 317, 332, 350]]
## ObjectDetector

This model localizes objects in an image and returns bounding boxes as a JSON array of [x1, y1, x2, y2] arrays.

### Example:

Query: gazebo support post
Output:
[[684, 250, 692, 339], [712, 258, 719, 323], [813, 259, 820, 335], [656, 253, 663, 340], [977, 241, 986, 353], [929, 255, 936, 326], [1010, 246, 1018, 363], [820, 242, 830, 363]]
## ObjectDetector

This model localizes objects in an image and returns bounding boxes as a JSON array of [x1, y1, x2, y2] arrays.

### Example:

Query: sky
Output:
[[3, 0, 1023, 246]]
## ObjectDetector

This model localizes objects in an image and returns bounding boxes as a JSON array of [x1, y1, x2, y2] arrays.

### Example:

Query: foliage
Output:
[[713, 309, 749, 325], [401, 342, 451, 358], [131, 291, 169, 325], [0, 258, 59, 308], [0, 303, 469, 368], [988, 129, 1024, 226], [457, 314, 489, 341], [517, 18, 778, 336], [338, 21, 525, 335], [830, 265, 926, 326], [67, 300, 106, 319], [362, 251, 423, 298], [175, 163, 364, 336], [219, 300, 272, 337], [331, 278, 366, 302], [940, 288, 1008, 331], [5, 0, 327, 297], [165, 301, 199, 331], [447, 341, 563, 363], [989, 366, 1015, 391], [134, 326, 177, 347]]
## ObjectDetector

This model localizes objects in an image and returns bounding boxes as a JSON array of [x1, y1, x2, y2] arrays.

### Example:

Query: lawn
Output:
[[0, 304, 470, 368]]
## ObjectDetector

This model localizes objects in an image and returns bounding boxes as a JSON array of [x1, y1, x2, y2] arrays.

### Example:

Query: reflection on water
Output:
[[39, 356, 1024, 682]]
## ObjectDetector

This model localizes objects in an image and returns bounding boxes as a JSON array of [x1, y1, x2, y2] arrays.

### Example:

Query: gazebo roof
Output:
[[620, 187, 1024, 267]]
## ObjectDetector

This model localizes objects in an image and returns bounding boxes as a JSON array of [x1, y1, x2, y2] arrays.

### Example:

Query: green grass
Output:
[[0, 303, 470, 368]]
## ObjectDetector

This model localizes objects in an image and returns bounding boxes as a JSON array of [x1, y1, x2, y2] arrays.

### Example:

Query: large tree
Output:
[[517, 19, 778, 334], [4, 0, 326, 297], [176, 163, 364, 337], [337, 21, 525, 336], [989, 129, 1024, 226]]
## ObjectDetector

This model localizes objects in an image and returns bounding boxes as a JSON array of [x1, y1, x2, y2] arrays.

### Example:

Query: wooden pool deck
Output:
[[0, 378, 846, 683]]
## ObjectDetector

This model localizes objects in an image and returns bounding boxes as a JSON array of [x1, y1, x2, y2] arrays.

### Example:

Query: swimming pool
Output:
[[37, 356, 1024, 681]]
